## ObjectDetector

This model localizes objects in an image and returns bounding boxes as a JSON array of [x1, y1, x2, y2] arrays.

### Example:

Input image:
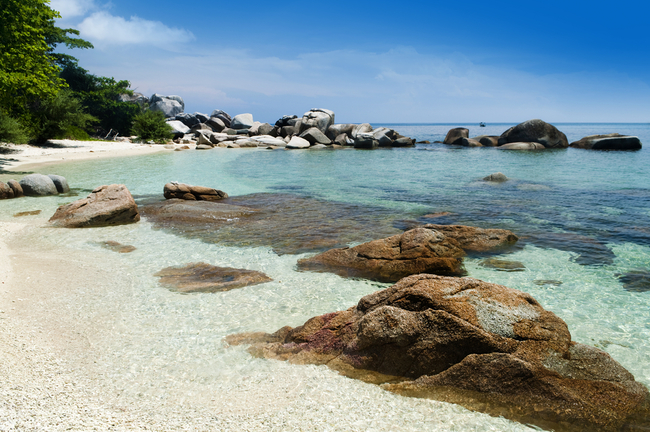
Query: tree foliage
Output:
[[61, 64, 141, 136], [0, 0, 92, 118], [30, 89, 97, 142]]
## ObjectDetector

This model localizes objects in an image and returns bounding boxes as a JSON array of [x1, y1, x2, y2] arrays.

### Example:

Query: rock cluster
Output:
[[440, 120, 642, 151], [120, 98, 417, 149], [227, 274, 650, 431], [1, 174, 70, 200], [49, 184, 140, 228]]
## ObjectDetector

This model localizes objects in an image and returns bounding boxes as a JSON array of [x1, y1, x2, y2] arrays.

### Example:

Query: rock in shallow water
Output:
[[297, 228, 466, 282], [616, 270, 650, 293], [422, 224, 519, 253], [49, 184, 140, 228], [478, 258, 526, 271], [226, 274, 650, 431], [154, 262, 272, 293]]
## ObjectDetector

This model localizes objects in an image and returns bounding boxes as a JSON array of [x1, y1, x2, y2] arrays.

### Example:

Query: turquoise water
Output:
[[1, 123, 649, 430]]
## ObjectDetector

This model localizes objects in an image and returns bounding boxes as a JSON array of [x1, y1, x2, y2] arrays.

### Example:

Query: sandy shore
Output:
[[0, 139, 184, 173]]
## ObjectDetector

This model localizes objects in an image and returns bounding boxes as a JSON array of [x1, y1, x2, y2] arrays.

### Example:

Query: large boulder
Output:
[[570, 133, 642, 150], [286, 136, 311, 149], [498, 119, 568, 148], [299, 127, 331, 145], [443, 128, 469, 144], [19, 174, 58, 196], [297, 228, 465, 282], [275, 115, 299, 128], [327, 124, 355, 140], [227, 274, 650, 432], [166, 120, 191, 136], [163, 182, 228, 201], [299, 108, 335, 134], [422, 224, 518, 253], [155, 262, 272, 293], [351, 123, 373, 138], [49, 184, 140, 228], [353, 133, 379, 149], [474, 135, 499, 147], [47, 174, 69, 193], [231, 113, 255, 130], [149, 94, 184, 118]]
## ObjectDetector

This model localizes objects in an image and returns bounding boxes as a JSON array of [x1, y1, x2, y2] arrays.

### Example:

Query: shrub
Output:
[[30, 89, 97, 143], [0, 111, 29, 143], [132, 110, 173, 142]]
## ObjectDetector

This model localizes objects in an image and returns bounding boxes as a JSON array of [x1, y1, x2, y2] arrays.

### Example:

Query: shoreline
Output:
[[0, 139, 181, 175]]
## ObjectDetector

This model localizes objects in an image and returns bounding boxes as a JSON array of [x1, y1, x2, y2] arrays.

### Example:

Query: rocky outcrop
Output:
[[19, 174, 59, 196], [498, 119, 568, 148], [149, 94, 184, 118], [231, 113, 255, 130], [421, 224, 518, 253], [353, 133, 379, 149], [118, 92, 149, 108], [227, 274, 650, 432], [163, 182, 228, 201], [443, 128, 469, 144], [297, 228, 465, 282], [154, 262, 272, 293], [49, 184, 140, 228], [570, 134, 642, 150]]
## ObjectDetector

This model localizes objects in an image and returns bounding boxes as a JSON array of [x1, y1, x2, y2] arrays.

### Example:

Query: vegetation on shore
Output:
[[0, 0, 170, 144]]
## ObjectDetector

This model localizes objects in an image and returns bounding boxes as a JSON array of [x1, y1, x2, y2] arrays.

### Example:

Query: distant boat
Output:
[[479, 122, 486, 127]]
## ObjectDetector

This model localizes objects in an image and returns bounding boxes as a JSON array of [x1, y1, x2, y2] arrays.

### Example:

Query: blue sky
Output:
[[51, 0, 650, 124]]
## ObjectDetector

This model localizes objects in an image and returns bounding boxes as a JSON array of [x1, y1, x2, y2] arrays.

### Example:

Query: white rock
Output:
[[286, 136, 310, 149]]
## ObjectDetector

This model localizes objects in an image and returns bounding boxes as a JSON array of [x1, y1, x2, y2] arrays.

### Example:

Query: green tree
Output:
[[60, 63, 141, 136], [30, 89, 97, 142]]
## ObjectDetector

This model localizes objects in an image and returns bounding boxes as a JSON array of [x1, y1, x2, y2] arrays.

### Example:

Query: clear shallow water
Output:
[[1, 123, 650, 430]]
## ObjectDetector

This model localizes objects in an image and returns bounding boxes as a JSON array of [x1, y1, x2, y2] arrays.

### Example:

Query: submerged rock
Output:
[[297, 228, 465, 282], [483, 172, 508, 182], [422, 224, 518, 253], [498, 119, 569, 149], [13, 210, 41, 217], [570, 134, 642, 150], [478, 258, 526, 272], [527, 232, 615, 266], [616, 270, 650, 293], [154, 262, 272, 293], [141, 193, 403, 255], [49, 184, 140, 228], [99, 241, 136, 253], [533, 279, 563, 286], [163, 182, 228, 201], [227, 274, 650, 431]]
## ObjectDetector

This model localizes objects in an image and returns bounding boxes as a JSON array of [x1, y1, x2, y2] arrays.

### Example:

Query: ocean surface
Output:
[[1, 123, 650, 431]]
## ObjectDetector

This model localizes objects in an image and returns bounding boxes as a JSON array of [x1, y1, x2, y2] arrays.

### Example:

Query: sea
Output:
[[1, 123, 649, 431]]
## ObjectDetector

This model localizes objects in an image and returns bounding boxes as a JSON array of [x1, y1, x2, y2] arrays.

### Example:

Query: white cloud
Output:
[[50, 0, 96, 19], [77, 11, 194, 47]]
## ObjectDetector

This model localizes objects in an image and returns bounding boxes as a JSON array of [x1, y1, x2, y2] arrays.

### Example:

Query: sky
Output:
[[50, 0, 650, 124]]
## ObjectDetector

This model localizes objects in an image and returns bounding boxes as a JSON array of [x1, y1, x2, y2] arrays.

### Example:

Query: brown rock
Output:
[[498, 119, 569, 148], [163, 182, 228, 201], [49, 184, 140, 228], [154, 262, 272, 293], [570, 133, 642, 150], [422, 224, 518, 253], [478, 258, 525, 271], [297, 228, 465, 282], [227, 275, 650, 431], [497, 142, 546, 150], [7, 179, 23, 197], [456, 137, 482, 147], [474, 135, 499, 146], [0, 181, 14, 199]]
